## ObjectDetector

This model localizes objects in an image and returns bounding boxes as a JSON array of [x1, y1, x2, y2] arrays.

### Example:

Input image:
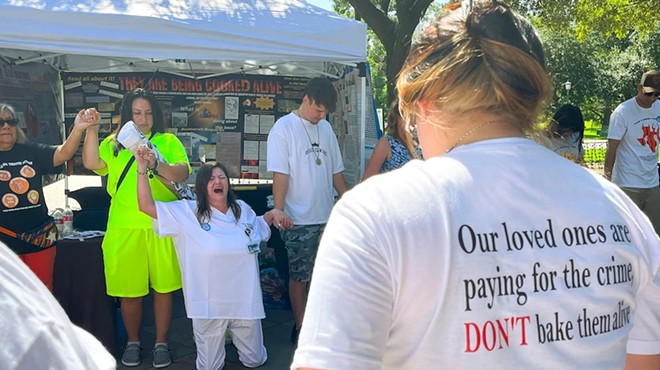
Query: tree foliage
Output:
[[529, 3, 660, 128], [336, 0, 660, 129], [515, 0, 660, 40], [333, 0, 436, 106]]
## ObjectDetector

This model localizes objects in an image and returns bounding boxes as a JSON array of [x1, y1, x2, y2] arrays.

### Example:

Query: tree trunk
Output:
[[600, 104, 612, 136]]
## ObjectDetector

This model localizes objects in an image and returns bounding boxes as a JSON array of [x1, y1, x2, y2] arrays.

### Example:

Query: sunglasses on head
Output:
[[0, 118, 18, 127], [644, 91, 660, 97]]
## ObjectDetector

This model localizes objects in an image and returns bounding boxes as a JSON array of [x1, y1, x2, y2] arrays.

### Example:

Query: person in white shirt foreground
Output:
[[0, 240, 116, 370], [135, 151, 292, 370], [291, 1, 660, 369]]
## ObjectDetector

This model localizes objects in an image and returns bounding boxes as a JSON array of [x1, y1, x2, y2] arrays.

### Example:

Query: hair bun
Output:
[[465, 1, 545, 66]]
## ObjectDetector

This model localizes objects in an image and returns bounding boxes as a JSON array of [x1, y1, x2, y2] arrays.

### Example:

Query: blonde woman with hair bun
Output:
[[292, 1, 660, 369]]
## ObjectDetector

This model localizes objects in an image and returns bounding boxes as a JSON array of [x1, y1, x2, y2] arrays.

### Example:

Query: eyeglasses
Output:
[[644, 91, 660, 98], [0, 119, 18, 127]]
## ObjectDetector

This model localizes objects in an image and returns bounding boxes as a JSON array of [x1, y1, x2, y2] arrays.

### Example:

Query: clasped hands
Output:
[[269, 208, 293, 231], [73, 108, 101, 132], [135, 144, 158, 170]]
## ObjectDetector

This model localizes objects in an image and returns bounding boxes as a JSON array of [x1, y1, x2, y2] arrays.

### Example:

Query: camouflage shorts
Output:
[[280, 224, 325, 282]]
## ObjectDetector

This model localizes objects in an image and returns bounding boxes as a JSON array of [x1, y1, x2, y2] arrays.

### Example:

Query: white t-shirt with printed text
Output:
[[267, 112, 344, 225], [291, 138, 660, 370], [155, 199, 270, 319], [608, 97, 660, 188]]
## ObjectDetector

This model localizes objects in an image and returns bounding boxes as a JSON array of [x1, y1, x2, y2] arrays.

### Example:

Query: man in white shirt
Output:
[[267, 77, 348, 344], [605, 69, 660, 235]]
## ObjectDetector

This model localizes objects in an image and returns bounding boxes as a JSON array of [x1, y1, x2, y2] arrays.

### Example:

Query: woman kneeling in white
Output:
[[136, 148, 292, 370]]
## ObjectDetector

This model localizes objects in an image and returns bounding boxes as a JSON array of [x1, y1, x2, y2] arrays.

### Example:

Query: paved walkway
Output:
[[115, 290, 296, 370]]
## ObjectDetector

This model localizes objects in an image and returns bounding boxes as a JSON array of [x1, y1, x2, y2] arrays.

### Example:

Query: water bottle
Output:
[[62, 206, 74, 236], [52, 208, 64, 236]]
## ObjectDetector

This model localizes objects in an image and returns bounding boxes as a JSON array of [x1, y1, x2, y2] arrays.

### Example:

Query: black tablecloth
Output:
[[52, 237, 116, 352]]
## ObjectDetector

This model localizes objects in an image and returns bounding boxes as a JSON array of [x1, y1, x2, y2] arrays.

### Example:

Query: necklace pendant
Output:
[[316, 158, 322, 166]]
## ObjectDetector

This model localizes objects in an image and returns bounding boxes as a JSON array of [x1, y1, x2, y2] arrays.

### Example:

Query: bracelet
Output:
[[148, 158, 159, 171], [137, 170, 148, 176]]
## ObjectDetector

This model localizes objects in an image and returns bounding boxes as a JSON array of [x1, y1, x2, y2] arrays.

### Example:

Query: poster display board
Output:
[[331, 66, 379, 186], [62, 68, 376, 186], [61, 72, 310, 181]]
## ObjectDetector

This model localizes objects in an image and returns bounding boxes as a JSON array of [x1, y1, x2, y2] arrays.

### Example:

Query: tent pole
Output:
[[13, 53, 64, 65], [359, 63, 367, 178], [57, 72, 70, 209]]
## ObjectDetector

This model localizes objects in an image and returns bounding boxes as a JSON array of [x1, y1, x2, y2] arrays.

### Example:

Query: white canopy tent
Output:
[[0, 0, 367, 78], [0, 0, 372, 187]]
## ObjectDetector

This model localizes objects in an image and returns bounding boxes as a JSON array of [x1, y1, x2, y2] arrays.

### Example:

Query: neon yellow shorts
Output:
[[102, 228, 182, 297]]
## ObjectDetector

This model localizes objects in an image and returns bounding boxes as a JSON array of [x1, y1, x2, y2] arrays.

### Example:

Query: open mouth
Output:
[[213, 188, 224, 194]]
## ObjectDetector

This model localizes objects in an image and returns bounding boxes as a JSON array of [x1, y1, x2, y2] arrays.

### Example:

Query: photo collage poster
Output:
[[61, 72, 310, 181], [331, 65, 379, 187]]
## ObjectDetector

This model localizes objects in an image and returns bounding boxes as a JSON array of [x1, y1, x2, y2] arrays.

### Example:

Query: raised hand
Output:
[[135, 144, 153, 168], [73, 108, 101, 132]]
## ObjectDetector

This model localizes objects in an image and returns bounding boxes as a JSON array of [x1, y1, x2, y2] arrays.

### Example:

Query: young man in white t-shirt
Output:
[[605, 70, 660, 235], [267, 77, 348, 344]]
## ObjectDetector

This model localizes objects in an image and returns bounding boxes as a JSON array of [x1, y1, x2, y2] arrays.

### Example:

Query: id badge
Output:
[[247, 243, 260, 254]]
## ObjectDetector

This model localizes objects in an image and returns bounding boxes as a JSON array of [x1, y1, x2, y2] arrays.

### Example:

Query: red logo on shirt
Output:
[[637, 125, 660, 153]]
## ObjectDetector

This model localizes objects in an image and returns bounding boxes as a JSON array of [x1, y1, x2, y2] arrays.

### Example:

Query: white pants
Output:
[[192, 318, 267, 370]]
